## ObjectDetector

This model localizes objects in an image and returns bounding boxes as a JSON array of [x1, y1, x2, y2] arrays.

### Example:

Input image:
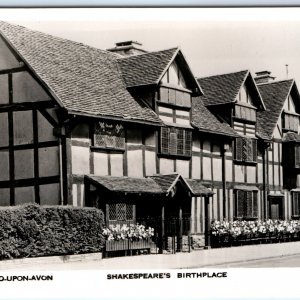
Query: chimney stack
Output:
[[107, 41, 147, 56], [254, 71, 276, 84]]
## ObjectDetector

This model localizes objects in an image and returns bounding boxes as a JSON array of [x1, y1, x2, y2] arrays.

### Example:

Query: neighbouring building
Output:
[[0, 21, 299, 251]]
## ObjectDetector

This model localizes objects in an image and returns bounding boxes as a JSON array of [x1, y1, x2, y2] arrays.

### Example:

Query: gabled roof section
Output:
[[191, 97, 239, 137], [86, 174, 213, 196], [257, 79, 295, 139], [117, 48, 202, 96], [86, 175, 163, 195], [197, 70, 265, 110], [0, 21, 161, 125], [150, 173, 213, 196]]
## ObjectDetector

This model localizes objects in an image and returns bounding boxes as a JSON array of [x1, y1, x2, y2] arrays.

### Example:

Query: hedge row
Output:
[[0, 204, 105, 260]]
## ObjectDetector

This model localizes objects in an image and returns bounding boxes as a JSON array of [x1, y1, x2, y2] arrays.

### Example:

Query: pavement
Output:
[[2, 241, 300, 270]]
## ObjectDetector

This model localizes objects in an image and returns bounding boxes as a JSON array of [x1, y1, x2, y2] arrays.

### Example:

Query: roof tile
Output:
[[0, 21, 161, 124]]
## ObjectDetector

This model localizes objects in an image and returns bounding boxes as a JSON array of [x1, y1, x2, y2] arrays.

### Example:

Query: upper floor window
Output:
[[160, 127, 192, 157], [235, 137, 257, 163], [235, 190, 258, 219], [94, 121, 125, 150], [234, 104, 256, 122], [283, 112, 299, 133], [159, 87, 191, 108]]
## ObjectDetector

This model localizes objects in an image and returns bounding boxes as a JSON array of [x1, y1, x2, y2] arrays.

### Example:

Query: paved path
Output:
[[2, 241, 300, 270]]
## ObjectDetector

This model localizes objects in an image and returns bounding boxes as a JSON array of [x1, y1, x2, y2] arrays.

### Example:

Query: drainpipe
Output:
[[222, 143, 229, 219]]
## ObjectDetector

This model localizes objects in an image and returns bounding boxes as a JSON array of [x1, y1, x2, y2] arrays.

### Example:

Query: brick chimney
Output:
[[107, 41, 147, 56], [254, 71, 276, 84]]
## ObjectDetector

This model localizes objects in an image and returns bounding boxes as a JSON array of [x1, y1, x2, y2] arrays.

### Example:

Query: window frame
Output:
[[234, 190, 258, 220], [292, 192, 300, 218], [92, 121, 125, 151], [106, 202, 136, 225], [234, 136, 257, 164], [159, 126, 192, 158]]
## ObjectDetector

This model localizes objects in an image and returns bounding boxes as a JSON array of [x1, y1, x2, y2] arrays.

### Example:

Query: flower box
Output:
[[129, 239, 152, 250], [106, 240, 129, 251]]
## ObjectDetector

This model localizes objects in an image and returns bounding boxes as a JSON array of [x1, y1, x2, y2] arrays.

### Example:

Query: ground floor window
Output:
[[235, 190, 258, 219], [292, 192, 300, 218], [106, 203, 136, 224]]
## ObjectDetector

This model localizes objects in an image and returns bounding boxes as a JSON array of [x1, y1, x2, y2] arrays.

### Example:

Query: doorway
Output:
[[269, 196, 284, 220]]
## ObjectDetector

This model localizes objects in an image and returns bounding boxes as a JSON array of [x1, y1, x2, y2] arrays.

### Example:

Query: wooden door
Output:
[[269, 197, 283, 220]]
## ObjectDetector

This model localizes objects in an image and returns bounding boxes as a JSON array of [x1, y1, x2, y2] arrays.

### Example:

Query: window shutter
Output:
[[161, 127, 169, 154], [185, 130, 192, 156], [236, 190, 245, 218], [246, 191, 252, 217], [177, 129, 184, 155], [235, 137, 243, 161], [252, 192, 258, 217], [169, 128, 177, 155]]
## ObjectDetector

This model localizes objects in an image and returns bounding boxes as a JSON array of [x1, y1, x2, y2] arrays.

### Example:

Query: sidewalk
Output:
[[1, 241, 300, 270]]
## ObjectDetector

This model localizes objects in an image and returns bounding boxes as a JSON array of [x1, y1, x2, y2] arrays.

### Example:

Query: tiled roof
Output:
[[86, 175, 163, 194], [151, 173, 213, 196], [150, 174, 179, 193], [191, 97, 238, 137], [185, 179, 214, 196], [0, 21, 161, 125], [257, 79, 294, 139], [117, 48, 178, 88], [197, 70, 249, 106]]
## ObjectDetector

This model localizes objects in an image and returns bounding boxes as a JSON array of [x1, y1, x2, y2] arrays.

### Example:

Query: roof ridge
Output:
[[257, 78, 294, 86], [116, 47, 179, 60], [197, 69, 249, 80]]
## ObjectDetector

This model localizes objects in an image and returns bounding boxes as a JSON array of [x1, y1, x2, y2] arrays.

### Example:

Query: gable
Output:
[[0, 21, 161, 126], [236, 82, 254, 106], [161, 60, 188, 89], [0, 36, 20, 70]]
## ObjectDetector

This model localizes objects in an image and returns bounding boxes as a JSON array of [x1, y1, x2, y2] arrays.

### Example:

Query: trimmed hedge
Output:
[[0, 204, 105, 260]]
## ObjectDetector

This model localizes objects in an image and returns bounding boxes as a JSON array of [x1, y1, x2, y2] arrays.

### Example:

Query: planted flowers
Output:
[[211, 219, 300, 247], [102, 224, 155, 241]]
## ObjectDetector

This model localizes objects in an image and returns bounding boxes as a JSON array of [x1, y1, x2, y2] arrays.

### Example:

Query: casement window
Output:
[[160, 127, 192, 157], [234, 104, 256, 122], [159, 87, 191, 107], [235, 137, 257, 163], [283, 112, 299, 132], [107, 203, 135, 223], [235, 190, 258, 219], [94, 121, 125, 150], [283, 143, 300, 169], [292, 192, 300, 217]]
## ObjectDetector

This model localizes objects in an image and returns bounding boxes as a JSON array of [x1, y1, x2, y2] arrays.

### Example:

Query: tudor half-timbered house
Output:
[[0, 21, 300, 251]]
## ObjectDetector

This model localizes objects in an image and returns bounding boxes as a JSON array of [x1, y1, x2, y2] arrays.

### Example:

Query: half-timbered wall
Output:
[[0, 37, 61, 206]]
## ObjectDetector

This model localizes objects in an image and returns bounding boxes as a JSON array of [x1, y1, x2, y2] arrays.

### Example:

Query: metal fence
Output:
[[104, 216, 192, 258]]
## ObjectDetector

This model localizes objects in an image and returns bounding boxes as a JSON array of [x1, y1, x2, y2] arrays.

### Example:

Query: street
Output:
[[208, 253, 300, 268]]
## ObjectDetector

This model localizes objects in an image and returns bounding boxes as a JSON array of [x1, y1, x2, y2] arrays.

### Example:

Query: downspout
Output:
[[59, 135, 64, 205], [222, 142, 229, 219]]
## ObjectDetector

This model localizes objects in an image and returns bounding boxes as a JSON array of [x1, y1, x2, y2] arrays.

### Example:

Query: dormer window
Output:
[[159, 87, 191, 108], [234, 104, 256, 123], [282, 112, 299, 133]]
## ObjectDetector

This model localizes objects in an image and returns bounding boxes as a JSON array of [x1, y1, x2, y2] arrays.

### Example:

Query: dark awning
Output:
[[86, 175, 163, 195], [234, 185, 259, 191], [85, 174, 213, 197]]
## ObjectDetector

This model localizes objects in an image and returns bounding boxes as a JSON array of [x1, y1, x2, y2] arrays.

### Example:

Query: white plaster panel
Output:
[[71, 146, 90, 175]]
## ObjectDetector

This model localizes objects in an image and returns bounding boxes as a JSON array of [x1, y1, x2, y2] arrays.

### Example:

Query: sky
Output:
[[0, 8, 300, 82]]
